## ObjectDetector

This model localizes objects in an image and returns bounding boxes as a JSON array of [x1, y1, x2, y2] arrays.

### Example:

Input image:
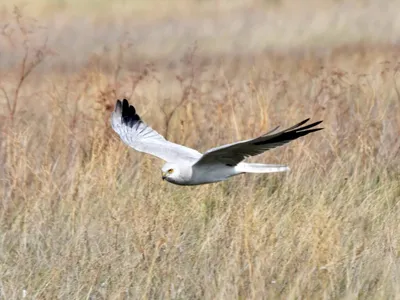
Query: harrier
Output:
[[111, 99, 323, 186]]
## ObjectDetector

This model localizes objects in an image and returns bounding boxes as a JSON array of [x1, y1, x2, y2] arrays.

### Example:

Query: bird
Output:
[[111, 99, 323, 186]]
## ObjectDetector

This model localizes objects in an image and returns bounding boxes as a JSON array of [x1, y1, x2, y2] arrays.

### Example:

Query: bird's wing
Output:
[[194, 118, 323, 167], [111, 99, 202, 164]]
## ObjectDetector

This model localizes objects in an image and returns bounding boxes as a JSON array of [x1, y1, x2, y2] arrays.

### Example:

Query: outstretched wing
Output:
[[194, 118, 323, 167], [111, 99, 202, 164]]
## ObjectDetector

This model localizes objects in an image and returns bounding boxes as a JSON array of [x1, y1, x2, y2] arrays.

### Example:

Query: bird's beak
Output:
[[162, 172, 166, 180]]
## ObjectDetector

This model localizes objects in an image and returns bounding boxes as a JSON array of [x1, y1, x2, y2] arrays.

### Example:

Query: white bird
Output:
[[111, 99, 323, 186]]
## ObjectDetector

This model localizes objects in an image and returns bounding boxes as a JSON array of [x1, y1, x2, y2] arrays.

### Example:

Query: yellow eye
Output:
[[167, 169, 174, 174]]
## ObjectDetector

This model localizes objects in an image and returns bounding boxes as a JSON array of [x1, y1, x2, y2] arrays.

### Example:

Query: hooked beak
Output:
[[162, 172, 166, 181]]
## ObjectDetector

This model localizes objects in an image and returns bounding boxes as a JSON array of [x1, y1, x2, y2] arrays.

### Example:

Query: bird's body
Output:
[[173, 163, 236, 186], [111, 99, 323, 186]]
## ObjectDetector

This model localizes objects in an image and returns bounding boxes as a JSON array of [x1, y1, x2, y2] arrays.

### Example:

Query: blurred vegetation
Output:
[[0, 2, 399, 299]]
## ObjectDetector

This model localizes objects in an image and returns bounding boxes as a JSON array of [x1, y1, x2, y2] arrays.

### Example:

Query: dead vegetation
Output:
[[0, 2, 399, 299]]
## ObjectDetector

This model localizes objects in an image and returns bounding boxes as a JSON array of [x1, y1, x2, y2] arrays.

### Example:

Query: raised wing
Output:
[[111, 99, 202, 164], [194, 118, 323, 167]]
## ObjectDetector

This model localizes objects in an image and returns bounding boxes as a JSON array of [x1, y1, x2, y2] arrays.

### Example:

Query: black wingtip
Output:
[[116, 98, 141, 127], [303, 127, 324, 134], [296, 120, 324, 132], [253, 119, 323, 146], [283, 118, 311, 132], [297, 118, 310, 126]]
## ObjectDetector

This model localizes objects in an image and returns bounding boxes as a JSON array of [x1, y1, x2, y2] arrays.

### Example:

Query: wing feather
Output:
[[194, 119, 323, 167], [111, 99, 202, 163]]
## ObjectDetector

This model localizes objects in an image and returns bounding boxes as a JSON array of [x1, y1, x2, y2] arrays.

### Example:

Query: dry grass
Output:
[[0, 2, 400, 299]]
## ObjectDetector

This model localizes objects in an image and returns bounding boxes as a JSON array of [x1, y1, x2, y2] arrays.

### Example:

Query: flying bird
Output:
[[111, 99, 323, 186]]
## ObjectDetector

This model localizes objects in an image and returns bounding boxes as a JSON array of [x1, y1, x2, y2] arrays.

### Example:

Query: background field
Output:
[[0, 0, 400, 299]]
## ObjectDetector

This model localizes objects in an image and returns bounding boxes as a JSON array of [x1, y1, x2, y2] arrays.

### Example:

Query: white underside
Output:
[[235, 162, 290, 174], [168, 162, 290, 186]]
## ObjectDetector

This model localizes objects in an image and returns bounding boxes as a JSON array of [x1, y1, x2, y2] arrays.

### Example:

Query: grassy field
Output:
[[0, 1, 400, 299]]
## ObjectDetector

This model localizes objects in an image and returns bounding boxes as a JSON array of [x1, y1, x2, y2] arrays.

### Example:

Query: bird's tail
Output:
[[236, 163, 290, 174]]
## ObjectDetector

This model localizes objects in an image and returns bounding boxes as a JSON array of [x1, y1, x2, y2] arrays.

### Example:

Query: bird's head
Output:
[[161, 163, 180, 182]]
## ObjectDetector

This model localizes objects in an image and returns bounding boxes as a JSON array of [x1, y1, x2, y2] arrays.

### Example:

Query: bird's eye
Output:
[[168, 169, 174, 174]]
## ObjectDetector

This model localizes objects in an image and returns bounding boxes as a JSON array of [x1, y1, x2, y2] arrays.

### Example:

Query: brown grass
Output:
[[0, 2, 400, 299]]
